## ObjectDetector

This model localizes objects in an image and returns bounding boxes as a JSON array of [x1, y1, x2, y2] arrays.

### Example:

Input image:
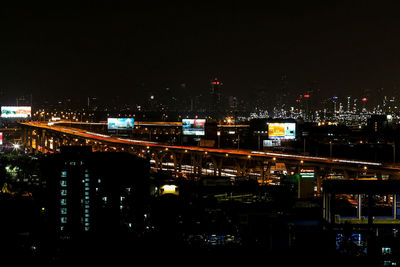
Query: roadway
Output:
[[20, 121, 400, 174]]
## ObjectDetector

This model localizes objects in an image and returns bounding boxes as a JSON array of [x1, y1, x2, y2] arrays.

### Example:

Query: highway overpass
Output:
[[19, 121, 400, 195]]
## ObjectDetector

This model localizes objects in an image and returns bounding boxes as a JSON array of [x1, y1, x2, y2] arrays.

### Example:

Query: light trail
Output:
[[23, 121, 391, 170]]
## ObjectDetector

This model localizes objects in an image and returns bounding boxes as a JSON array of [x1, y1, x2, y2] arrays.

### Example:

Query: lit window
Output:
[[382, 247, 392, 255]]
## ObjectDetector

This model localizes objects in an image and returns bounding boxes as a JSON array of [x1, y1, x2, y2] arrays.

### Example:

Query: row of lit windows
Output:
[[60, 170, 68, 232], [82, 170, 90, 232]]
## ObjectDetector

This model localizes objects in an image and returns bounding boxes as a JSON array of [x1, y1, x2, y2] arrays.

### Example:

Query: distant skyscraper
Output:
[[279, 74, 289, 108], [347, 96, 351, 113], [87, 97, 98, 111], [209, 77, 223, 119], [332, 96, 338, 115], [16, 94, 32, 106]]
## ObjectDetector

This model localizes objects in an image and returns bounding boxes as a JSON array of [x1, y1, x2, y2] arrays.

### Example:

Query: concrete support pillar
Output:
[[260, 162, 265, 184], [22, 128, 28, 147], [234, 159, 248, 177], [154, 153, 165, 171], [191, 154, 203, 175], [40, 130, 46, 153], [211, 157, 223, 176], [172, 152, 183, 174], [344, 170, 350, 179], [27, 130, 33, 153]]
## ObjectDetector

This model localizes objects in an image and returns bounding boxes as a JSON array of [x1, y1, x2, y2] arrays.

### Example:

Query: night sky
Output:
[[1, 1, 400, 104]]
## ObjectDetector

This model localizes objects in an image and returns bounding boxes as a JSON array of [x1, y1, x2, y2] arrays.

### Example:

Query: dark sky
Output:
[[1, 1, 400, 104]]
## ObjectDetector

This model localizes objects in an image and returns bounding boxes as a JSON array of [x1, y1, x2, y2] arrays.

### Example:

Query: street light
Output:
[[217, 131, 221, 148], [12, 143, 20, 152]]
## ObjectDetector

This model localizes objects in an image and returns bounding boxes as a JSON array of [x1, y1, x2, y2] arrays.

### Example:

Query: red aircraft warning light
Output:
[[362, 98, 367, 102]]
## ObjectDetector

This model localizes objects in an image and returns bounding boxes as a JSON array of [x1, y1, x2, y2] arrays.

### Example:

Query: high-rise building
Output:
[[277, 74, 289, 109], [41, 146, 149, 240], [209, 77, 223, 119], [347, 96, 351, 113]]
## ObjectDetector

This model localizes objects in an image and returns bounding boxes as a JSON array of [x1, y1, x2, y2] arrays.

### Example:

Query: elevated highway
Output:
[[19, 121, 400, 194]]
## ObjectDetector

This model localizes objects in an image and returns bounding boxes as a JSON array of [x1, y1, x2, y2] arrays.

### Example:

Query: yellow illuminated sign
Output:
[[160, 184, 179, 196]]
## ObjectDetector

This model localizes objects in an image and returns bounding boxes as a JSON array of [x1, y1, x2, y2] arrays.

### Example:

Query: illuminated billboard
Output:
[[0, 132, 3, 145], [1, 106, 31, 118], [263, 139, 281, 147], [182, 119, 206, 136], [267, 122, 296, 139], [107, 118, 135, 130]]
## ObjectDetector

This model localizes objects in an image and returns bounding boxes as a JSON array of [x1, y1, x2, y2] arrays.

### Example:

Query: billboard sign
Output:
[[107, 118, 135, 130], [182, 119, 206, 136], [267, 122, 296, 139], [263, 139, 281, 147], [300, 168, 315, 179], [1, 106, 31, 118], [0, 132, 3, 145]]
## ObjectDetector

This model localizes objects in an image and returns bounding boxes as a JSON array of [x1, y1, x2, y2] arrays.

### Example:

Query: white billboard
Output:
[[263, 139, 281, 147], [107, 118, 135, 130], [1, 106, 31, 118]]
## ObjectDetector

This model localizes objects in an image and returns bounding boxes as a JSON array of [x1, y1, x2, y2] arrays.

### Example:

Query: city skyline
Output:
[[3, 2, 400, 265]]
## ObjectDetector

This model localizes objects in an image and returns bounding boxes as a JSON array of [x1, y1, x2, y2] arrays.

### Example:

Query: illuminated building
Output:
[[209, 77, 224, 119], [41, 146, 149, 240]]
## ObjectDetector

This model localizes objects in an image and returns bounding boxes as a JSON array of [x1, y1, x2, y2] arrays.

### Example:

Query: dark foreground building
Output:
[[39, 146, 150, 263]]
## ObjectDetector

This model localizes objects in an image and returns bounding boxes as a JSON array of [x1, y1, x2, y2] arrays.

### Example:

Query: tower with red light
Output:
[[210, 77, 223, 119], [362, 97, 368, 112]]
